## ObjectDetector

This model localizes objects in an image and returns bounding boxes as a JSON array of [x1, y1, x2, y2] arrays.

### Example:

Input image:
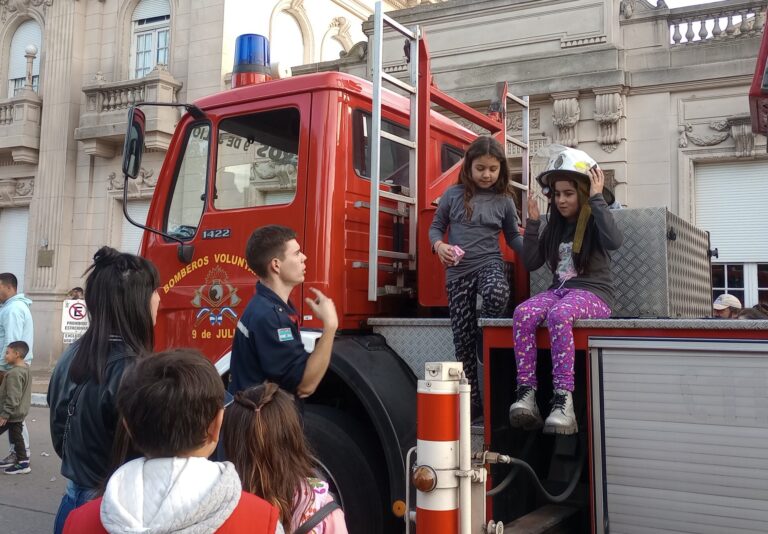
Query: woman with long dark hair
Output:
[[222, 382, 348, 533], [48, 246, 160, 534]]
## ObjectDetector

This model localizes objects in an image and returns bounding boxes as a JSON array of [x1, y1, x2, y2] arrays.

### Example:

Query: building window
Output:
[[711, 263, 768, 308], [712, 263, 744, 305], [271, 11, 305, 67], [131, 0, 171, 79], [7, 20, 41, 98], [759, 264, 768, 306]]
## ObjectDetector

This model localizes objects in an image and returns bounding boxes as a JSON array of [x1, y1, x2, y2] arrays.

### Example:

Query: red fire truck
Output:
[[121, 5, 768, 534]]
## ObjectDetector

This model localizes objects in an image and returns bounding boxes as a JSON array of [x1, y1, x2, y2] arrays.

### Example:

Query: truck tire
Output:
[[304, 405, 388, 534]]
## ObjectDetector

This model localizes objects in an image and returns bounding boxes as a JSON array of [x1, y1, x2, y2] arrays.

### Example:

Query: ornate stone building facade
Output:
[[0, 0, 411, 365], [0, 0, 765, 365], [304, 0, 767, 309]]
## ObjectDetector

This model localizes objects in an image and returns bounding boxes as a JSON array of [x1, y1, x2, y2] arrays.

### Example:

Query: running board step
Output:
[[504, 505, 579, 534]]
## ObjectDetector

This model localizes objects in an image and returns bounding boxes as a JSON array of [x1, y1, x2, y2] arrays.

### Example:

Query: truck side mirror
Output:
[[122, 107, 146, 179]]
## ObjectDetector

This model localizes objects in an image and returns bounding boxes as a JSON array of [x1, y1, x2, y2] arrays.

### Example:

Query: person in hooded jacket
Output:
[[63, 349, 282, 534], [48, 247, 161, 534], [0, 272, 34, 470]]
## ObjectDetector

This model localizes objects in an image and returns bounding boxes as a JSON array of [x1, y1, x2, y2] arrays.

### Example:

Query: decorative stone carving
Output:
[[594, 91, 625, 153], [340, 41, 367, 61], [455, 118, 487, 135], [0, 178, 15, 201], [108, 168, 156, 197], [561, 35, 607, 49], [678, 120, 730, 148], [507, 109, 540, 132], [552, 94, 580, 148], [619, 0, 636, 19], [16, 177, 33, 197], [325, 16, 354, 56], [677, 115, 756, 156], [0, 0, 52, 22], [0, 177, 34, 206], [729, 115, 755, 157]]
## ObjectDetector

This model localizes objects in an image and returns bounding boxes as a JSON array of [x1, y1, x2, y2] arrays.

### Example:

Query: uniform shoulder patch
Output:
[[277, 327, 294, 342]]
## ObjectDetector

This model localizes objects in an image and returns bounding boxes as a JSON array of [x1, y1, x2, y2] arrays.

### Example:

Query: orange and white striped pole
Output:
[[413, 362, 462, 533]]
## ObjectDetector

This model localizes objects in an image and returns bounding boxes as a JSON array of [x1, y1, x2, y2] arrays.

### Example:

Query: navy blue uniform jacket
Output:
[[228, 281, 309, 394]]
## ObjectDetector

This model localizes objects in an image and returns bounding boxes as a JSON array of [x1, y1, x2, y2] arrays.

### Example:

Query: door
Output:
[[144, 95, 310, 361]]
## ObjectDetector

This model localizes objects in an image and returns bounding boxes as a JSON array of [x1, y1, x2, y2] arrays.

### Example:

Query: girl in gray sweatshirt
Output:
[[429, 136, 524, 419]]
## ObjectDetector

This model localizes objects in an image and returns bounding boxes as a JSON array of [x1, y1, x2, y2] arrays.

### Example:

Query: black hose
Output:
[[486, 439, 586, 503]]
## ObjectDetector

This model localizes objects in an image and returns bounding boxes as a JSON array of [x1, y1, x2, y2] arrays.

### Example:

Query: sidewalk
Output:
[[30, 358, 54, 407]]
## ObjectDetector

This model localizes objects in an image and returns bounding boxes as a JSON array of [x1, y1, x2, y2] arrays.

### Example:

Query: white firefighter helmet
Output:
[[533, 144, 615, 205]]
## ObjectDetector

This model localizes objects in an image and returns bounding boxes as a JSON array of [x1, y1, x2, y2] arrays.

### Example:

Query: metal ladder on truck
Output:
[[366, 1, 420, 301], [366, 1, 530, 302]]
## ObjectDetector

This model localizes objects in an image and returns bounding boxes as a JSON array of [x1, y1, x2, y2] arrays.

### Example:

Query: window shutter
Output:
[[695, 161, 768, 263], [132, 0, 170, 21], [0, 208, 30, 292], [120, 200, 151, 254], [8, 20, 42, 81]]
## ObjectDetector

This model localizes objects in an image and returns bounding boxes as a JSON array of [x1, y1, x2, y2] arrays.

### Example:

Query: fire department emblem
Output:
[[192, 266, 241, 326]]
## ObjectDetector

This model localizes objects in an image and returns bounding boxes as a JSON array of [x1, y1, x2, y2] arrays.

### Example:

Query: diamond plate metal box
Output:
[[530, 208, 712, 318]]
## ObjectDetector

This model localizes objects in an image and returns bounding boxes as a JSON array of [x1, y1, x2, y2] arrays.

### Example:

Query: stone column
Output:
[[25, 0, 86, 365]]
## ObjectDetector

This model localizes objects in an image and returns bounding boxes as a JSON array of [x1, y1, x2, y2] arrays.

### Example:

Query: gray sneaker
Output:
[[543, 390, 578, 435], [509, 385, 543, 430], [0, 452, 16, 469]]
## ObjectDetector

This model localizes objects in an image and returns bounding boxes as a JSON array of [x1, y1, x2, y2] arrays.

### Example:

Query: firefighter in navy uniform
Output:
[[228, 225, 338, 398]]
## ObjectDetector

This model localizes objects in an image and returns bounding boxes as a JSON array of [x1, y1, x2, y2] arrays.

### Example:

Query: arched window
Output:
[[321, 36, 345, 62], [131, 0, 171, 79], [7, 20, 41, 97], [271, 11, 305, 68]]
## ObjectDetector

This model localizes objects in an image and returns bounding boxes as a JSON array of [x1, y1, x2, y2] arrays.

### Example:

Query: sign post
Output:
[[61, 299, 89, 344]]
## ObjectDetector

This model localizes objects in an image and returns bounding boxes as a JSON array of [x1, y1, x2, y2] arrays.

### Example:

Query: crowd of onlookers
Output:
[[0, 214, 766, 533], [712, 293, 768, 320]]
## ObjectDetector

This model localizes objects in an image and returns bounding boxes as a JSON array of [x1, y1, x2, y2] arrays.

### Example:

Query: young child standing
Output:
[[0, 341, 32, 474], [429, 136, 524, 418], [222, 382, 348, 534], [509, 146, 623, 435]]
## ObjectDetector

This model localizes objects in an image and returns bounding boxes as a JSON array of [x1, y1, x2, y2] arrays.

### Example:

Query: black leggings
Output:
[[446, 261, 509, 407]]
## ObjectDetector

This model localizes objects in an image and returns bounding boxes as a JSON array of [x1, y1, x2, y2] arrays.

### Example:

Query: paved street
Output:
[[0, 406, 66, 534]]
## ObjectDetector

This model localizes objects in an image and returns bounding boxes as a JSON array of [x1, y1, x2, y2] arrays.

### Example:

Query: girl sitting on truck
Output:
[[222, 382, 348, 534], [509, 145, 623, 435], [429, 136, 524, 421]]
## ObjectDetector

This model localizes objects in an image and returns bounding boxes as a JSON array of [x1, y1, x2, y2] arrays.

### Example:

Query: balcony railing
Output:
[[0, 89, 42, 164], [75, 65, 182, 156], [668, 0, 767, 45]]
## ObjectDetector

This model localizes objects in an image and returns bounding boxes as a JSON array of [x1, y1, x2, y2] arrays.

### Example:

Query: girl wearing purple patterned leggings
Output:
[[509, 146, 623, 435]]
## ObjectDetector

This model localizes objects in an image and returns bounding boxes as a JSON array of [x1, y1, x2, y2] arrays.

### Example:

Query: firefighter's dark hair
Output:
[[6, 341, 29, 359], [245, 225, 297, 278], [0, 273, 18, 290], [457, 136, 511, 220], [69, 246, 159, 385], [117, 349, 224, 458]]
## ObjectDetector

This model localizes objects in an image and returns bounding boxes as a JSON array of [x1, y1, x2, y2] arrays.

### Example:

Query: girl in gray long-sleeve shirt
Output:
[[429, 136, 524, 419], [509, 146, 623, 436]]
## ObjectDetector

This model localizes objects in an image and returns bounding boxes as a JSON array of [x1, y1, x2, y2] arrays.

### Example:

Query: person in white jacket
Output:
[[0, 272, 33, 469]]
